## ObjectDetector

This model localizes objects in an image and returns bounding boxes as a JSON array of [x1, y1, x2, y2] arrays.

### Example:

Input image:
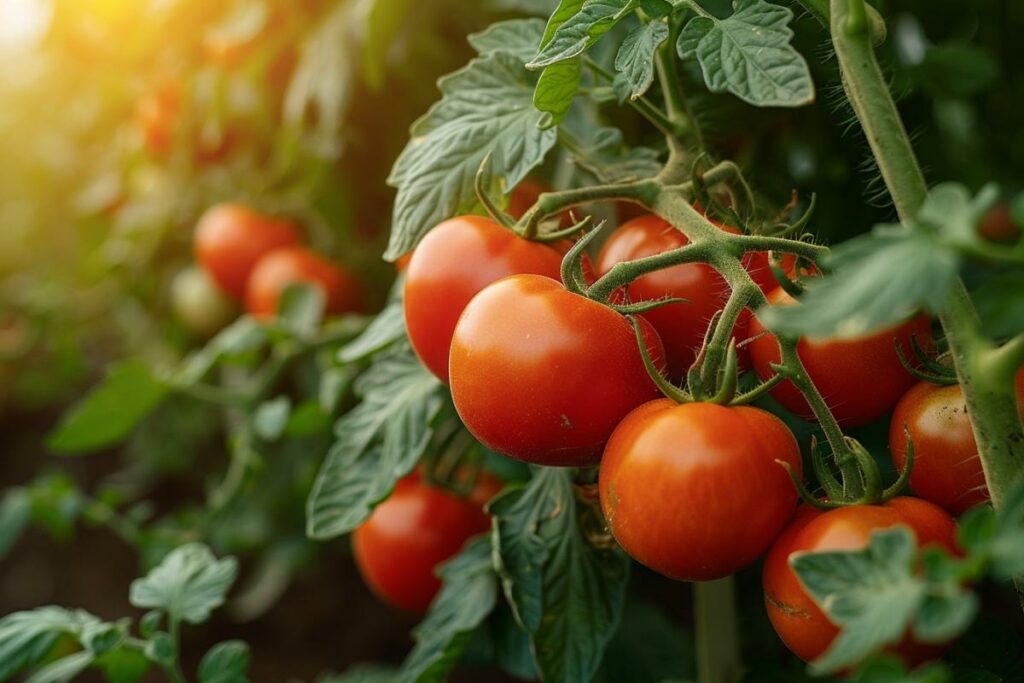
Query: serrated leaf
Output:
[[47, 360, 169, 454], [129, 544, 238, 625], [614, 21, 669, 99], [337, 302, 406, 363], [385, 53, 557, 260], [0, 607, 104, 681], [469, 19, 548, 62], [198, 641, 251, 683], [24, 652, 95, 683], [792, 527, 925, 674], [760, 228, 960, 338], [400, 537, 499, 682], [677, 0, 814, 107], [527, 0, 637, 69], [492, 468, 630, 683], [564, 125, 662, 183], [306, 349, 444, 538]]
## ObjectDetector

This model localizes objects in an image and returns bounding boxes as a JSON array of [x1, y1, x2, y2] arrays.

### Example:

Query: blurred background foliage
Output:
[[0, 0, 1021, 680]]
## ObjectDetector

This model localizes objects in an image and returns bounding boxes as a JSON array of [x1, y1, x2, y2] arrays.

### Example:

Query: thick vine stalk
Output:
[[829, 0, 1024, 509]]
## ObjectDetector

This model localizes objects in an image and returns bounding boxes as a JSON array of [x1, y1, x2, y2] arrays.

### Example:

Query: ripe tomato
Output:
[[352, 472, 499, 613], [748, 287, 932, 427], [245, 246, 363, 318], [596, 215, 746, 378], [170, 266, 238, 337], [195, 204, 302, 300], [890, 372, 1024, 514], [763, 498, 957, 664], [450, 274, 665, 466], [403, 216, 563, 383], [600, 400, 802, 581], [978, 202, 1020, 244]]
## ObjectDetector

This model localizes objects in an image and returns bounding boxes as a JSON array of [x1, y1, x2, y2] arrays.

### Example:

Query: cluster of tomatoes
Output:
[[171, 203, 363, 335], [354, 192, 1024, 667]]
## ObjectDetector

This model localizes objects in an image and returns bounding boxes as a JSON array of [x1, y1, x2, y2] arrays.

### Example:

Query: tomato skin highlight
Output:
[[596, 215, 745, 378], [403, 216, 563, 383], [244, 246, 364, 318], [195, 204, 302, 300], [749, 287, 932, 428], [890, 373, 1024, 514], [762, 498, 957, 664], [352, 472, 495, 613], [599, 400, 802, 581], [449, 274, 665, 467]]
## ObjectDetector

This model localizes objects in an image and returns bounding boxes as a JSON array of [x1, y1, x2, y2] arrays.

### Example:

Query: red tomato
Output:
[[403, 216, 563, 383], [763, 498, 957, 664], [978, 202, 1020, 244], [245, 246, 363, 318], [195, 204, 302, 300], [748, 287, 932, 427], [596, 215, 748, 378], [449, 274, 665, 466], [600, 400, 802, 581], [890, 372, 1024, 514], [352, 472, 498, 613]]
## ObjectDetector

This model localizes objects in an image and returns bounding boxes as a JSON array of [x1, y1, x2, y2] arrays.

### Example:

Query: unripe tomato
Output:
[[600, 400, 802, 581], [245, 246, 363, 318], [748, 287, 932, 427], [763, 498, 957, 664], [450, 274, 665, 466], [352, 472, 499, 613], [170, 266, 238, 337], [595, 214, 749, 378], [194, 204, 302, 300], [890, 373, 1024, 514], [403, 216, 563, 383]]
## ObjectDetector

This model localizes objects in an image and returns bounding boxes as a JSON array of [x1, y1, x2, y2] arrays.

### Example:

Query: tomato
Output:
[[450, 274, 665, 466], [978, 202, 1020, 244], [763, 498, 957, 664], [245, 246, 363, 318], [600, 400, 802, 581], [748, 287, 932, 427], [170, 266, 238, 337], [890, 373, 1024, 514], [352, 472, 498, 613], [596, 214, 747, 378], [403, 216, 563, 383], [195, 204, 302, 300]]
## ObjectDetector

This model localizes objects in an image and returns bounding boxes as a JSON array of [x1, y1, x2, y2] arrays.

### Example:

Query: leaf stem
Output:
[[582, 57, 678, 140], [655, 16, 701, 150]]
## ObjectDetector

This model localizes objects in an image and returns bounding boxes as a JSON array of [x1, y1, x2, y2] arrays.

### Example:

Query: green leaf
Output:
[[47, 360, 169, 454], [527, 0, 637, 69], [198, 641, 251, 683], [176, 318, 270, 385], [96, 647, 151, 683], [914, 590, 978, 643], [24, 652, 95, 683], [975, 272, 1024, 338], [252, 397, 292, 441], [956, 505, 997, 557], [918, 182, 998, 246], [385, 53, 557, 260], [337, 302, 406, 363], [614, 20, 669, 99], [469, 19, 548, 62], [138, 611, 162, 639], [760, 228, 960, 338], [0, 488, 30, 559], [534, 58, 583, 126], [0, 607, 104, 681], [284, 400, 332, 437], [129, 544, 239, 625], [144, 633, 175, 667], [306, 348, 444, 538], [847, 657, 950, 683], [492, 469, 630, 683], [278, 284, 327, 336], [400, 537, 499, 682], [677, 0, 814, 107], [792, 527, 925, 674], [564, 125, 662, 183]]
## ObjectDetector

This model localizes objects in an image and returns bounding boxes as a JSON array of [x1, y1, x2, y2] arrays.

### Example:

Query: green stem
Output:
[[588, 241, 711, 301], [166, 616, 188, 683], [655, 17, 701, 151], [796, 0, 886, 44], [583, 57, 679, 141], [517, 179, 662, 237], [694, 578, 743, 683], [830, 0, 926, 218]]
